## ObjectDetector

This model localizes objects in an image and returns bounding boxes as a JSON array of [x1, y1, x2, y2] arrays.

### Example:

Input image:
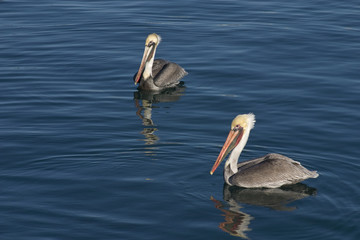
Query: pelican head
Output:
[[230, 113, 255, 131], [134, 33, 162, 85], [210, 113, 256, 175]]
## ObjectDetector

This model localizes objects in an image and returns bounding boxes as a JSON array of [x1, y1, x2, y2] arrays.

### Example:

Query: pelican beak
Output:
[[210, 127, 244, 175], [134, 43, 156, 85]]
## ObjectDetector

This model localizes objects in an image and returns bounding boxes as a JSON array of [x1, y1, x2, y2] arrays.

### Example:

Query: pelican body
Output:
[[210, 113, 318, 188], [134, 33, 187, 91]]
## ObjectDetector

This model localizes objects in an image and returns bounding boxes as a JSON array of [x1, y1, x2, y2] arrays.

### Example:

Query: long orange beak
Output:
[[134, 43, 156, 85], [210, 127, 244, 175], [134, 46, 150, 85]]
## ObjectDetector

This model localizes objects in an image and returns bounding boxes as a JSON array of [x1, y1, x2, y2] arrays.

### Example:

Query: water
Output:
[[1, 0, 359, 239]]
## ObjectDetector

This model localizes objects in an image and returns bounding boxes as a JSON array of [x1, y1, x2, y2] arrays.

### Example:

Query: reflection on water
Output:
[[135, 98, 156, 127], [134, 98, 159, 146], [212, 183, 317, 238], [224, 183, 317, 211], [133, 87, 186, 145], [134, 86, 186, 103], [211, 196, 253, 239]]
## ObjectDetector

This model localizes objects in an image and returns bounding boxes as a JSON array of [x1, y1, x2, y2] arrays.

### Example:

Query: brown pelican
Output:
[[134, 33, 188, 91], [210, 113, 318, 188]]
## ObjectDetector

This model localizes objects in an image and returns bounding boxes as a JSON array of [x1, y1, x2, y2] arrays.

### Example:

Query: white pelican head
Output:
[[210, 113, 256, 175], [134, 33, 162, 84]]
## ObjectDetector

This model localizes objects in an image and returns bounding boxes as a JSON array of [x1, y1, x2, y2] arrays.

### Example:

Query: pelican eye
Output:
[[147, 41, 155, 47], [233, 124, 241, 131]]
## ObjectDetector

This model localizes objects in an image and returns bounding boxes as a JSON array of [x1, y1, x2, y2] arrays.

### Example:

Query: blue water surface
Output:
[[1, 0, 359, 239]]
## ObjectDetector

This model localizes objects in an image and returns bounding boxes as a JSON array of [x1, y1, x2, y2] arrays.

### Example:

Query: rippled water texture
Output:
[[1, 1, 359, 239]]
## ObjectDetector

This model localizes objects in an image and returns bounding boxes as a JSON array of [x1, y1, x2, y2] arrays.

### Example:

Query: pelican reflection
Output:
[[212, 183, 317, 238], [223, 183, 317, 211], [134, 86, 186, 145], [211, 196, 253, 239]]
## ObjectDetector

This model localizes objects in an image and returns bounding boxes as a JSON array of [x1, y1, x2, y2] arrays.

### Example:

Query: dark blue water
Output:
[[1, 1, 359, 239]]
